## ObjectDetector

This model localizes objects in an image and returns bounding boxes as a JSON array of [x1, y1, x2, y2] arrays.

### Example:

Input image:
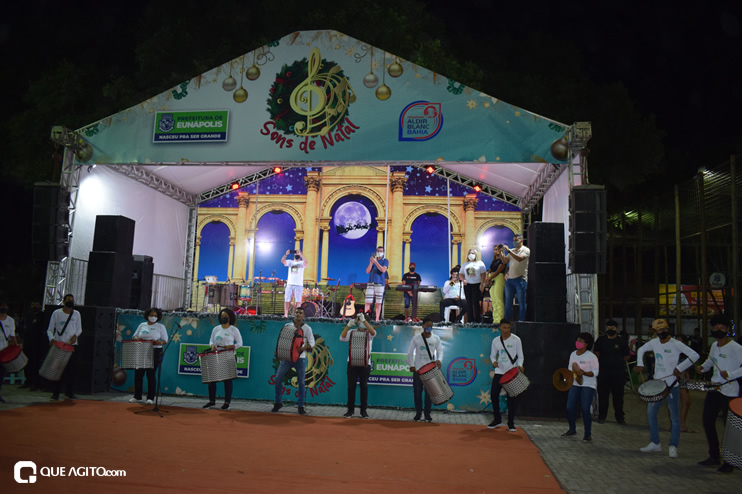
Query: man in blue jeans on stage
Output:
[[501, 234, 530, 321], [272, 307, 315, 415]]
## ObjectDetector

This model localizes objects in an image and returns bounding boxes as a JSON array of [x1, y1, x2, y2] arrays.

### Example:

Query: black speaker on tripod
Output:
[[569, 186, 606, 274]]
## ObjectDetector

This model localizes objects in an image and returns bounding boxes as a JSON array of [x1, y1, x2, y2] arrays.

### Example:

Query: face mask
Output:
[[376, 252, 384, 259], [468, 254, 475, 261], [424, 326, 432, 333], [711, 330, 727, 339], [409, 267, 415, 272], [294, 255, 301, 260], [148, 316, 158, 323], [657, 331, 669, 340], [220, 317, 229, 325], [606, 329, 617, 337], [64, 301, 74, 308], [575, 341, 586, 350]]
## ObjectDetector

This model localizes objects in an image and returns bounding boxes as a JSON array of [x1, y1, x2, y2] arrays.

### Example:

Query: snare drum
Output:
[[121, 340, 154, 369], [499, 368, 530, 397], [679, 378, 718, 392], [349, 331, 369, 367], [301, 301, 319, 317], [637, 379, 669, 402], [721, 398, 742, 468], [198, 350, 237, 383], [275, 325, 304, 362], [0, 345, 28, 373], [39, 341, 75, 382], [418, 362, 454, 405]]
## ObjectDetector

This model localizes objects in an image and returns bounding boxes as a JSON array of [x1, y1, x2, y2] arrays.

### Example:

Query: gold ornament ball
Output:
[[112, 367, 127, 387], [363, 72, 379, 88], [75, 143, 93, 163], [222, 75, 237, 91], [233, 87, 248, 103], [246, 65, 261, 81], [550, 137, 569, 161], [376, 84, 391, 101], [388, 62, 403, 78]]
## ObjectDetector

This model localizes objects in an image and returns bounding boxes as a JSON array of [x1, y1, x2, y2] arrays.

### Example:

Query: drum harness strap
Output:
[[422, 334, 434, 362], [501, 336, 518, 365], [0, 319, 7, 343], [54, 312, 74, 339]]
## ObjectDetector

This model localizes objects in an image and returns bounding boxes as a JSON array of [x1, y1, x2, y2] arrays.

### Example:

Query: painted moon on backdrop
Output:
[[334, 201, 372, 239]]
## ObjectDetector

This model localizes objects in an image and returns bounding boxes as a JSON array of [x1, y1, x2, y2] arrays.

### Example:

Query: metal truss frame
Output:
[[108, 165, 198, 206]]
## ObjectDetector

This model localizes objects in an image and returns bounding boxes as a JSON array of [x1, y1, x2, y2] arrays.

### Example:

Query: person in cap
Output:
[[401, 263, 422, 322], [488, 318, 524, 432], [594, 319, 630, 424], [635, 318, 700, 459], [407, 318, 443, 422]]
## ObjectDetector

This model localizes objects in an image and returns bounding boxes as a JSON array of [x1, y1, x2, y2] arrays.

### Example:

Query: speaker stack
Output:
[[130, 255, 154, 310], [32, 184, 70, 262], [569, 185, 607, 274], [526, 222, 567, 323], [85, 216, 135, 307], [514, 321, 581, 418]]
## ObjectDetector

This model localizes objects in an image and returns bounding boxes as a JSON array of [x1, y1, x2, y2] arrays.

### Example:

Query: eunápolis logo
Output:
[[368, 352, 412, 386], [153, 110, 229, 143], [177, 343, 251, 378]]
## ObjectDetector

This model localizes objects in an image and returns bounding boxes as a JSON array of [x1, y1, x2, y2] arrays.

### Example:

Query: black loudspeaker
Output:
[[569, 186, 606, 274], [526, 222, 565, 263], [92, 215, 135, 255], [85, 252, 133, 307], [513, 321, 581, 418], [130, 255, 154, 310], [526, 261, 567, 322], [32, 185, 70, 262]]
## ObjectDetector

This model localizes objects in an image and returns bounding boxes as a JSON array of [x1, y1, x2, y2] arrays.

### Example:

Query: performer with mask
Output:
[[440, 266, 467, 323], [282, 249, 307, 317], [594, 319, 630, 424], [0, 301, 19, 403], [203, 308, 242, 410], [461, 248, 486, 323], [365, 246, 389, 321], [46, 294, 83, 401], [272, 307, 315, 415], [129, 308, 168, 405], [401, 263, 422, 322], [407, 318, 443, 422], [340, 313, 377, 418]]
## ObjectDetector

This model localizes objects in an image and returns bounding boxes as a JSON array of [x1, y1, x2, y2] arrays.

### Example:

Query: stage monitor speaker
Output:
[[513, 321, 580, 418], [32, 185, 70, 262], [527, 222, 565, 263], [130, 255, 154, 310], [569, 186, 606, 274], [92, 215, 135, 255]]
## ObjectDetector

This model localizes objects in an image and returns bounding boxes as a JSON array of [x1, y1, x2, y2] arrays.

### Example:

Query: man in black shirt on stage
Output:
[[401, 263, 422, 322], [594, 319, 630, 424]]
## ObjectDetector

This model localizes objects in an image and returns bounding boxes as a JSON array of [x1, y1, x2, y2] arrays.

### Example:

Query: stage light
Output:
[[231, 182, 239, 190], [273, 166, 282, 174], [426, 166, 435, 174], [473, 184, 482, 193]]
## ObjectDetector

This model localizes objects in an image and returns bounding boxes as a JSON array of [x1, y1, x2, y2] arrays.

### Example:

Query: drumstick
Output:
[[706, 354, 732, 385]]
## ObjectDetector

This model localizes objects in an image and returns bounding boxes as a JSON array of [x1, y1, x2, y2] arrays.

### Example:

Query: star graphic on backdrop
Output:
[[406, 166, 413, 172], [480, 353, 484, 358], [466, 99, 477, 110], [387, 334, 394, 341], [492, 327, 498, 332], [286, 185, 293, 192], [171, 332, 182, 343], [476, 389, 492, 406], [484, 102, 490, 108], [425, 185, 432, 193], [514, 111, 521, 116], [496, 157, 501, 161]]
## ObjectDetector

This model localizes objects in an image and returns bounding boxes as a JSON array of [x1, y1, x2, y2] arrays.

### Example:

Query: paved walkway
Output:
[[1, 383, 739, 493]]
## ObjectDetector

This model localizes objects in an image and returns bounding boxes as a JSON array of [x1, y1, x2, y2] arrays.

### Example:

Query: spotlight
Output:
[[231, 182, 239, 190], [473, 184, 482, 193], [273, 166, 282, 174], [426, 166, 435, 174]]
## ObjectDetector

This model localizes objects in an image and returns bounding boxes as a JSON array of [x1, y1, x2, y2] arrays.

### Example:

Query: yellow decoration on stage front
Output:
[[290, 47, 356, 137]]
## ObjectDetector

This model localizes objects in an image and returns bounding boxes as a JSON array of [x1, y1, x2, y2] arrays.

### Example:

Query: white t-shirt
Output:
[[505, 246, 530, 280], [133, 322, 169, 349], [286, 259, 306, 286], [461, 260, 486, 284], [442, 280, 466, 300], [209, 325, 243, 351], [407, 333, 443, 369], [46, 308, 83, 345], [490, 334, 524, 375], [0, 316, 16, 351], [637, 337, 700, 386], [281, 322, 315, 359], [568, 350, 600, 389], [340, 328, 375, 365], [700, 340, 742, 397]]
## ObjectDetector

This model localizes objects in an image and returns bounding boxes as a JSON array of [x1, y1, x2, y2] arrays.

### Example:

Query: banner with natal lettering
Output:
[[113, 312, 503, 412], [77, 30, 565, 165]]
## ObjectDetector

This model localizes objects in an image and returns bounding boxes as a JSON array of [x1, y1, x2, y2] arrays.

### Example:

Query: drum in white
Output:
[[198, 350, 237, 383], [0, 345, 28, 373], [349, 331, 369, 367], [276, 325, 303, 362], [418, 362, 454, 405], [637, 379, 669, 403], [39, 341, 75, 382], [121, 340, 154, 369], [722, 398, 742, 468], [499, 368, 530, 397]]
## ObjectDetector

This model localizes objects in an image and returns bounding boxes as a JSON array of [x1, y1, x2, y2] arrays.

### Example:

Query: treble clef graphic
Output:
[[290, 48, 329, 136]]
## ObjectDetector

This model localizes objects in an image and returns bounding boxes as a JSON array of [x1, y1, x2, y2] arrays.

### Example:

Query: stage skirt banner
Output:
[[114, 312, 501, 411]]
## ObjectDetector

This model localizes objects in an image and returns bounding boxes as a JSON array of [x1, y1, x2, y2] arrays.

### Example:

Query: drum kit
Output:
[[296, 278, 339, 318]]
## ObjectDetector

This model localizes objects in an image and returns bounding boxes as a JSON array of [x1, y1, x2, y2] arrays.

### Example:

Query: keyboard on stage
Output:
[[396, 284, 438, 293]]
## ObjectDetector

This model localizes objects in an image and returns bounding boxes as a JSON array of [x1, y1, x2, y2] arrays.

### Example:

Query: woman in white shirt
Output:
[[129, 308, 168, 405], [562, 332, 599, 441], [460, 248, 486, 323], [204, 308, 243, 410]]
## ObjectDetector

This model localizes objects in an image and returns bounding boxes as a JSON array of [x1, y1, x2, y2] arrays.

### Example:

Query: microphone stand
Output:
[[136, 322, 181, 418]]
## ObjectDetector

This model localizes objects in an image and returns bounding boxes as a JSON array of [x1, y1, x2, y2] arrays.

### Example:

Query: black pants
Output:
[[464, 283, 482, 322], [702, 391, 731, 460], [134, 348, 163, 401], [52, 347, 78, 397], [597, 373, 625, 422], [439, 298, 467, 322], [347, 363, 371, 412], [22, 339, 45, 387], [208, 379, 234, 403], [491, 376, 518, 427]]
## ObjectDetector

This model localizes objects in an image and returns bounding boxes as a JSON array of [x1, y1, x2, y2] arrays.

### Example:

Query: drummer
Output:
[[0, 301, 19, 403], [272, 307, 314, 415], [203, 308, 242, 410], [129, 308, 168, 405], [635, 318, 699, 459], [47, 294, 83, 401], [562, 332, 599, 442], [340, 312, 377, 418], [407, 317, 443, 422], [282, 249, 307, 317], [696, 314, 742, 473], [488, 318, 524, 432]]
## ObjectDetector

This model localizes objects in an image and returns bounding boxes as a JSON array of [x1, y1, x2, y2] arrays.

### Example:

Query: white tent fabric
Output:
[[542, 170, 571, 267]]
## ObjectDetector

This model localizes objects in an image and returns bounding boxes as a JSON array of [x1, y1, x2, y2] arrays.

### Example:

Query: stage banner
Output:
[[658, 284, 725, 316], [113, 312, 502, 412], [177, 343, 251, 378]]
